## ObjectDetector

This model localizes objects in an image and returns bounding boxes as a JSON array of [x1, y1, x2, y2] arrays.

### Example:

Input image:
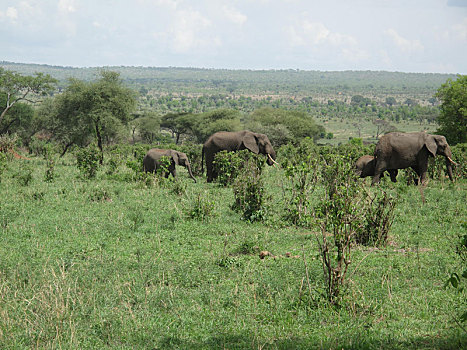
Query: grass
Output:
[[0, 155, 465, 349]]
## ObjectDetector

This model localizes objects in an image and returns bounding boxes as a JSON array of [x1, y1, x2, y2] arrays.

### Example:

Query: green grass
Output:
[[0, 155, 465, 349]]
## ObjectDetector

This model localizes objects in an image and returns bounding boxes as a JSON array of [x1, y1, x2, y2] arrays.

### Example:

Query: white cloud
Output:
[[222, 5, 247, 25], [0, 7, 18, 22], [6, 6, 18, 21], [384, 28, 424, 53], [288, 20, 357, 47], [452, 18, 467, 42], [58, 0, 76, 14], [154, 9, 221, 53]]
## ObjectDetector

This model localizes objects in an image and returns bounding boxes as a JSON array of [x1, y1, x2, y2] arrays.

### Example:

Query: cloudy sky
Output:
[[1, 0, 466, 73]]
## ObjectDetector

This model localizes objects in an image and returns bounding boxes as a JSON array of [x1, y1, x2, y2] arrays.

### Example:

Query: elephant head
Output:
[[171, 150, 197, 183], [424, 134, 454, 181], [242, 132, 277, 166]]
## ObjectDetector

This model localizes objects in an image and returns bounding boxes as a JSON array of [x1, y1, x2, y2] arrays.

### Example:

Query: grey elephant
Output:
[[355, 155, 398, 182], [143, 148, 196, 182], [372, 132, 454, 185], [202, 130, 277, 182]]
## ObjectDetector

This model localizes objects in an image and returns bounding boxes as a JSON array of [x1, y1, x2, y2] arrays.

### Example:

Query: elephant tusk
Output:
[[447, 156, 459, 166], [268, 153, 279, 166]]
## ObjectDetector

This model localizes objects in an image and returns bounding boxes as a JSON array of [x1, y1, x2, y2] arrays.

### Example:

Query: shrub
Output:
[[0, 133, 18, 153], [75, 146, 100, 179], [14, 165, 34, 186], [0, 153, 7, 182], [314, 154, 364, 305], [213, 149, 264, 187], [356, 190, 398, 246], [232, 157, 268, 222], [187, 192, 215, 221], [280, 139, 320, 226]]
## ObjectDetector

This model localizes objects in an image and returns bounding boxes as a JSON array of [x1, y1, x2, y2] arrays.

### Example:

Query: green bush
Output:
[[232, 157, 268, 222], [314, 153, 363, 305], [280, 139, 320, 226], [75, 146, 100, 179], [187, 192, 216, 221]]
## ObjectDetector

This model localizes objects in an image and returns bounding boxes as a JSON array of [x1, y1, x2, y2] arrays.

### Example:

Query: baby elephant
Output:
[[143, 149, 196, 182], [355, 155, 398, 182]]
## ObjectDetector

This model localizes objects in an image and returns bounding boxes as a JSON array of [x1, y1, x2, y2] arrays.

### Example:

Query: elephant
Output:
[[143, 148, 196, 182], [372, 132, 454, 185], [355, 155, 398, 182], [202, 130, 277, 182]]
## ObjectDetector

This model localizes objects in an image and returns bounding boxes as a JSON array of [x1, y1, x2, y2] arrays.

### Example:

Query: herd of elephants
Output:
[[142, 130, 455, 185]]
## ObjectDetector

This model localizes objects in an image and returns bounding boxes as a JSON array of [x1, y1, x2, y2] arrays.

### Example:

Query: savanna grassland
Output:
[[0, 145, 466, 349]]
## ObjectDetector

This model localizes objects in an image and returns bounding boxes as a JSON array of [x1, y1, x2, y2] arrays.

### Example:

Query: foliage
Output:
[[280, 139, 320, 226], [0, 153, 7, 182], [231, 156, 268, 222], [314, 154, 363, 305], [40, 71, 136, 161], [446, 229, 467, 326], [0, 133, 18, 153], [436, 75, 467, 145], [187, 192, 216, 221], [212, 150, 245, 187], [0, 68, 56, 130], [44, 152, 56, 183], [247, 107, 324, 147], [75, 145, 100, 179], [356, 190, 398, 246]]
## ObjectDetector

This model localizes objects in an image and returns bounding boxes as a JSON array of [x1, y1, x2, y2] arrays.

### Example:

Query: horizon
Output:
[[1, 60, 460, 76]]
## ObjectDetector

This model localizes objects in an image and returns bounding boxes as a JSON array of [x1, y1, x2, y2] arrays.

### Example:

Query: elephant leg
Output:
[[206, 153, 214, 182], [389, 170, 398, 183], [372, 161, 386, 185]]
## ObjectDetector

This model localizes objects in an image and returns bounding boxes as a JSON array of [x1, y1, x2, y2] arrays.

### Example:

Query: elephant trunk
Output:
[[186, 163, 197, 183], [445, 157, 454, 181]]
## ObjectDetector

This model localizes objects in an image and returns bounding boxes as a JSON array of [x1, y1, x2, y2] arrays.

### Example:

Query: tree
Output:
[[0, 68, 56, 128], [436, 75, 467, 145], [42, 71, 136, 160], [0, 92, 34, 138], [247, 107, 324, 146]]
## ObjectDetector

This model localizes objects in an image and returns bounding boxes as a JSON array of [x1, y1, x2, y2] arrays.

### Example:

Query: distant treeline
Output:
[[0, 61, 457, 99]]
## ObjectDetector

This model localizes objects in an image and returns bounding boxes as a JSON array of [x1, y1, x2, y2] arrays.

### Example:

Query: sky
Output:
[[0, 0, 466, 73]]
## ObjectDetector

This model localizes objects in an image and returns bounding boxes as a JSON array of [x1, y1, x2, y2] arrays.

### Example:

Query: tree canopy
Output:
[[0, 68, 56, 132], [436, 75, 467, 145], [41, 71, 136, 159]]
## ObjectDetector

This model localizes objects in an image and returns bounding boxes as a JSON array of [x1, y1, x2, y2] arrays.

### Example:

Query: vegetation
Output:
[[0, 63, 466, 348], [436, 75, 467, 145]]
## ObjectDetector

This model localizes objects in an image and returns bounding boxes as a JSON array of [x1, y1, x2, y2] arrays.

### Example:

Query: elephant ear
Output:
[[171, 151, 180, 165], [242, 133, 259, 154], [425, 136, 437, 157]]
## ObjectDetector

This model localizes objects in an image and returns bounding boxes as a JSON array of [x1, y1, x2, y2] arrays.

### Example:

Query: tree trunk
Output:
[[95, 124, 104, 165]]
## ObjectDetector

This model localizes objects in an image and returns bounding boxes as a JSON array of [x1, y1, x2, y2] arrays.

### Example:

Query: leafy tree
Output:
[[0, 92, 34, 138], [247, 107, 324, 146], [160, 112, 192, 144], [385, 97, 397, 106], [134, 112, 161, 143], [436, 75, 467, 145], [0, 68, 56, 132], [42, 71, 136, 160]]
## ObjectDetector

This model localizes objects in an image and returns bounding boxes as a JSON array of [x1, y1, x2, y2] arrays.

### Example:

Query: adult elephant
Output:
[[372, 132, 454, 185], [202, 130, 277, 182], [355, 155, 398, 182], [143, 149, 196, 182]]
